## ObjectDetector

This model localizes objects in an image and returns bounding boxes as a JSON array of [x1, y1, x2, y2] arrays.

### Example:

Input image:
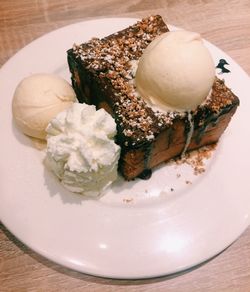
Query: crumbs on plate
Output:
[[123, 198, 134, 204], [175, 143, 217, 175]]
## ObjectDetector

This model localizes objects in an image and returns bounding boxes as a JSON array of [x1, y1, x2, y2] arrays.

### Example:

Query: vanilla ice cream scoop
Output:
[[135, 31, 215, 112], [12, 73, 77, 140]]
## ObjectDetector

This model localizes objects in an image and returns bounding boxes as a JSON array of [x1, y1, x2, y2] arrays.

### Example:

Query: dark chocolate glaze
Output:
[[138, 169, 152, 180], [216, 59, 231, 74], [142, 142, 154, 179], [183, 112, 192, 140], [193, 102, 239, 145], [195, 114, 220, 145]]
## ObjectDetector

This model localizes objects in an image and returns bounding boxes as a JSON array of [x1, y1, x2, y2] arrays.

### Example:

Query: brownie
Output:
[[67, 15, 239, 180]]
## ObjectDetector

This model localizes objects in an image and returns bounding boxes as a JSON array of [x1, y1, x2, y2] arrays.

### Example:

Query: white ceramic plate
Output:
[[0, 18, 250, 279]]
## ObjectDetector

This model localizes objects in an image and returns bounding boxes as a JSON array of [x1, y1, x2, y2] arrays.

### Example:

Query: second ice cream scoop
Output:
[[12, 73, 77, 140], [135, 30, 215, 112]]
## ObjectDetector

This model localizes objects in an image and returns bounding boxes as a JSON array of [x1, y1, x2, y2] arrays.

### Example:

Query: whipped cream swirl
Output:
[[46, 103, 120, 196]]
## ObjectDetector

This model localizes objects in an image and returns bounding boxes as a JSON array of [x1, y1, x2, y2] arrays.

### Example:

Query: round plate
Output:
[[0, 18, 250, 279]]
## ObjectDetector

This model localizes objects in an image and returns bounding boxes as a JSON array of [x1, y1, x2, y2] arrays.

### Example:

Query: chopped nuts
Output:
[[71, 16, 237, 147], [72, 16, 172, 143]]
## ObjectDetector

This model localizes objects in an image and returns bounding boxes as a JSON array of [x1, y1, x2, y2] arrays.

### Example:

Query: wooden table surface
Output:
[[1, 1, 250, 291]]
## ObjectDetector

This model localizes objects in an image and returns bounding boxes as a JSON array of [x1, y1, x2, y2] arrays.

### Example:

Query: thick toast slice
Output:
[[67, 15, 239, 180]]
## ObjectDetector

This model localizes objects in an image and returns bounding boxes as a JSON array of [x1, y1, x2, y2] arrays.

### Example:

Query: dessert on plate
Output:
[[67, 15, 239, 181], [12, 73, 77, 140], [46, 103, 120, 196]]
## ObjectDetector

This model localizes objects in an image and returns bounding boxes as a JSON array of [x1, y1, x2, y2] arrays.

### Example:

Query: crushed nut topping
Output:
[[71, 16, 238, 146], [72, 15, 174, 143]]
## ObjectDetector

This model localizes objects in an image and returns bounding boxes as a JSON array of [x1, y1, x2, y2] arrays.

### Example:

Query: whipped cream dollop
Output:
[[135, 31, 215, 112], [12, 73, 77, 140], [46, 103, 120, 196]]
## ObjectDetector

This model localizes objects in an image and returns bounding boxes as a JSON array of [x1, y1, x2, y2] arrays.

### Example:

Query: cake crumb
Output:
[[185, 180, 192, 185], [176, 144, 217, 175], [123, 198, 134, 203]]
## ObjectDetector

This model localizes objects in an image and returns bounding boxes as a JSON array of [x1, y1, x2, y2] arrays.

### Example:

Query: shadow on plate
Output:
[[42, 160, 95, 205]]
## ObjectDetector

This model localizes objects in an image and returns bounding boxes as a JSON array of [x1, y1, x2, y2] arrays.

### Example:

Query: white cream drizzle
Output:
[[181, 111, 194, 158]]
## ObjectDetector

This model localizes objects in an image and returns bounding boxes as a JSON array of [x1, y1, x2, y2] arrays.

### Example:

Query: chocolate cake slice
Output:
[[67, 15, 239, 180]]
